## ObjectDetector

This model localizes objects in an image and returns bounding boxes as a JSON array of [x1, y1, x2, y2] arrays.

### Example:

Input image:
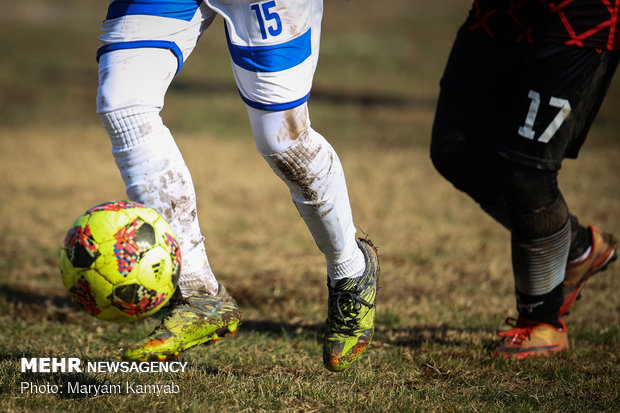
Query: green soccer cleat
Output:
[[122, 283, 242, 361], [323, 238, 379, 372]]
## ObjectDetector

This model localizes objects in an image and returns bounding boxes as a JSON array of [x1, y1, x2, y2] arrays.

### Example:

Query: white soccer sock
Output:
[[100, 107, 219, 297], [258, 122, 365, 284]]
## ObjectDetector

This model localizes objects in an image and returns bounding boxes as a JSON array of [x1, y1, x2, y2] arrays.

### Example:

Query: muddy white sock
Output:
[[101, 107, 218, 297], [259, 125, 364, 283]]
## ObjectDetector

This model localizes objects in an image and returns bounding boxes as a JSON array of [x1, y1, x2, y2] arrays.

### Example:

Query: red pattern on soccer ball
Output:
[[87, 200, 142, 213], [113, 219, 151, 277], [69, 276, 101, 316], [64, 225, 98, 261], [110, 285, 168, 316], [164, 232, 182, 275]]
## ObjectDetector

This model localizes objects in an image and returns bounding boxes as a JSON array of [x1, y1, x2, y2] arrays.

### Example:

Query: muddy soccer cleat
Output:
[[122, 283, 241, 361], [323, 238, 379, 372], [561, 226, 617, 316], [494, 317, 568, 360]]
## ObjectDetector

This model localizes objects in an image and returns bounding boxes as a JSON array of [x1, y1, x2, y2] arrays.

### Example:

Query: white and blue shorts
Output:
[[97, 0, 323, 111]]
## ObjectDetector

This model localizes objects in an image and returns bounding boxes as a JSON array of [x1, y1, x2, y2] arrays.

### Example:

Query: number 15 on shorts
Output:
[[251, 1, 283, 40]]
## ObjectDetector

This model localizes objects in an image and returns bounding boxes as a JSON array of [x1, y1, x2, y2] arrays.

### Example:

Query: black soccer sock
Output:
[[507, 169, 570, 327], [516, 284, 564, 328]]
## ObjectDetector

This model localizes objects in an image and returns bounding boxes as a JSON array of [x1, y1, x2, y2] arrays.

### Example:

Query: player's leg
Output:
[[96, 3, 240, 361], [431, 28, 521, 229], [247, 105, 378, 372], [493, 44, 619, 358], [431, 29, 617, 358], [430, 31, 568, 357], [211, 0, 378, 371], [492, 164, 570, 358], [248, 104, 365, 284]]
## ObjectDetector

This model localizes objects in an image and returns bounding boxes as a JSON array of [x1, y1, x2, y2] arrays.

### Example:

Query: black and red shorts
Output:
[[431, 28, 619, 171]]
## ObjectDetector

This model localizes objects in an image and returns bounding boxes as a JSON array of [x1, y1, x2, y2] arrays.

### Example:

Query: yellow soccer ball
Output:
[[59, 201, 181, 323]]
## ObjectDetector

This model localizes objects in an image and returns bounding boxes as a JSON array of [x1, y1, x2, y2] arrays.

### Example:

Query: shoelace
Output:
[[327, 290, 374, 335], [497, 317, 535, 345]]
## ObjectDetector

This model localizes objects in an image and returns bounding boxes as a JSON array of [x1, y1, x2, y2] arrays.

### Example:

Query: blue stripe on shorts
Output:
[[97, 41, 185, 73], [226, 28, 312, 73], [106, 0, 201, 22], [239, 91, 311, 111]]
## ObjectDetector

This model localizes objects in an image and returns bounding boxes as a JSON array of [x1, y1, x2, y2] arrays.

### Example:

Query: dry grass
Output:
[[1, 124, 618, 412]]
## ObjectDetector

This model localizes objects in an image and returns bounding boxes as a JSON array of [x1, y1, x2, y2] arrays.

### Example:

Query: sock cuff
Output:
[[100, 107, 163, 151], [177, 274, 219, 298], [327, 244, 365, 281]]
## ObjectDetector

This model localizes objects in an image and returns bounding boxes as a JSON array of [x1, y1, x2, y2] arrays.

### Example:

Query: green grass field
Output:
[[1, 1, 619, 411]]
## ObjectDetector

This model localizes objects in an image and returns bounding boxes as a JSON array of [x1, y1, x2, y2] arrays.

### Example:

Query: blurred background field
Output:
[[1, 1, 619, 411]]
